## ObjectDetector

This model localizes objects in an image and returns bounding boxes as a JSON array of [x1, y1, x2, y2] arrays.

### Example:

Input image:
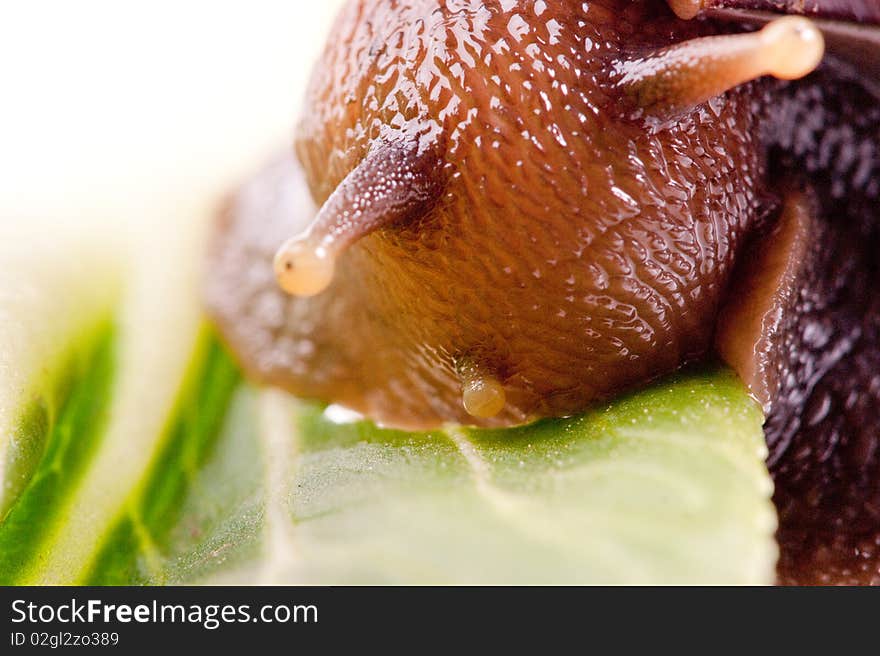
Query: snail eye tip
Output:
[[273, 239, 336, 297], [761, 17, 825, 81]]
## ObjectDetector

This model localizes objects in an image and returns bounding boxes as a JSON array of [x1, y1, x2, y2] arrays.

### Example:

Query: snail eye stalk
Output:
[[618, 16, 825, 116], [274, 141, 444, 297]]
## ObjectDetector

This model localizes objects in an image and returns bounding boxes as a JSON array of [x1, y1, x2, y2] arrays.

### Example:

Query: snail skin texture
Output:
[[206, 0, 880, 584]]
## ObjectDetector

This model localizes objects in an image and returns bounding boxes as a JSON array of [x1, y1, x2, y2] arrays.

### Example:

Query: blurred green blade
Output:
[[0, 222, 120, 518]]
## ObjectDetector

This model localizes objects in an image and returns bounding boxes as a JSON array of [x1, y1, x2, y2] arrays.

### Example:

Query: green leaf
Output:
[[5, 345, 775, 583], [172, 364, 776, 585], [0, 219, 777, 585]]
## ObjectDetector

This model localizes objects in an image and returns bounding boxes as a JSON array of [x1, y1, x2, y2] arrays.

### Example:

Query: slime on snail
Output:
[[206, 1, 880, 584]]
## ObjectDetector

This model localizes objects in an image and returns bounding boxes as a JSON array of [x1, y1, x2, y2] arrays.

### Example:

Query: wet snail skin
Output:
[[210, 1, 828, 429], [205, 0, 880, 583]]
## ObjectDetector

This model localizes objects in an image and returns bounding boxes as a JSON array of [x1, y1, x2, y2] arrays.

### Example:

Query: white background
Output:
[[0, 0, 346, 227]]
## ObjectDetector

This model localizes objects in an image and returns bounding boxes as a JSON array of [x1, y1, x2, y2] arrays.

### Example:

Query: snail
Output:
[[205, 0, 880, 584]]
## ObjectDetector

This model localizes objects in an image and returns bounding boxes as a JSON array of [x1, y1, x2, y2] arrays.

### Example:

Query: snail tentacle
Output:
[[274, 140, 445, 297], [667, 0, 705, 20], [618, 16, 825, 116]]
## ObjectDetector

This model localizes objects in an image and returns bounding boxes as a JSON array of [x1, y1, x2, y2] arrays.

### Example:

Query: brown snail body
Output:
[[212, 0, 780, 428], [206, 0, 880, 583]]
